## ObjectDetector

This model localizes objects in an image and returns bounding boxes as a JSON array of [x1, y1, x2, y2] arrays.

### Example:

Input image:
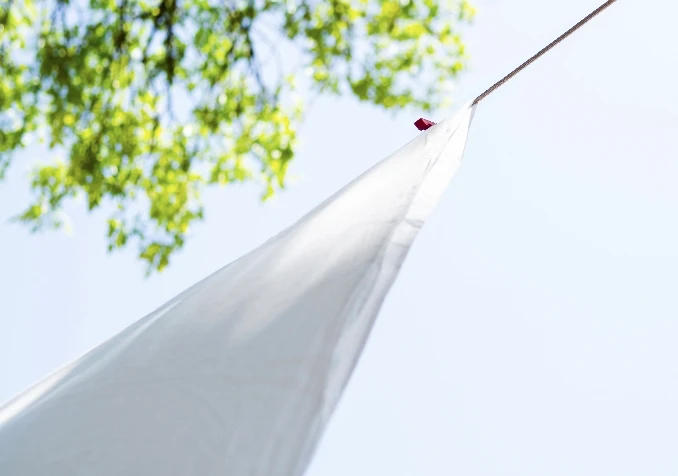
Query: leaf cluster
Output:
[[0, 0, 474, 272]]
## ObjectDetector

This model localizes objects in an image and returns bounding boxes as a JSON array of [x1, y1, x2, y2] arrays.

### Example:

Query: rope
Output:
[[472, 0, 619, 106]]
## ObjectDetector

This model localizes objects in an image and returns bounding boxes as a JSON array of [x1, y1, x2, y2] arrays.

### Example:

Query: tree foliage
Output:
[[0, 0, 474, 272]]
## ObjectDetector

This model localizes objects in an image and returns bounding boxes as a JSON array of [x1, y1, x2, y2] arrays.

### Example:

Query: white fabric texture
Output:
[[0, 104, 475, 475]]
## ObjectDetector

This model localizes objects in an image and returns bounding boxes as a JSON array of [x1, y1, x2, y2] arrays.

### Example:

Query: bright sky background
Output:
[[2, 0, 678, 474]]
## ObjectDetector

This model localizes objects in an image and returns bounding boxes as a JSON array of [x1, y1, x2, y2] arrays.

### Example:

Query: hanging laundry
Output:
[[0, 104, 476, 476]]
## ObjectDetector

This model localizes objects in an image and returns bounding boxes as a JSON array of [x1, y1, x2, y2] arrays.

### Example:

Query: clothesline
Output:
[[472, 0, 619, 105]]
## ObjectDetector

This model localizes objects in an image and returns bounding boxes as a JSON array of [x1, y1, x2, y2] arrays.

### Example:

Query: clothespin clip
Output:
[[414, 118, 436, 131]]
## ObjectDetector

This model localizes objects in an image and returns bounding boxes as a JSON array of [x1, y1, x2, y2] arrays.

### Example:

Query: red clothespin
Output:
[[414, 118, 436, 131]]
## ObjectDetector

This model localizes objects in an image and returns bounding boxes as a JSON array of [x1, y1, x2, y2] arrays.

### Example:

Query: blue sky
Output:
[[2, 0, 678, 474]]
